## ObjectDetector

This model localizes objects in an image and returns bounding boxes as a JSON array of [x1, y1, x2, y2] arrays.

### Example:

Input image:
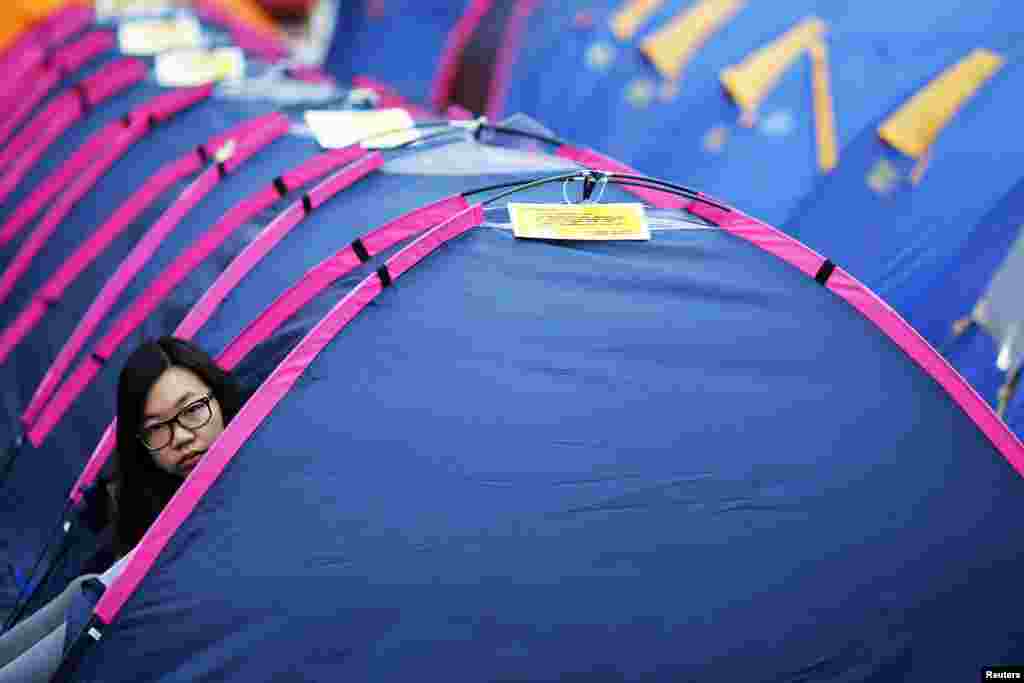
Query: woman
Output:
[[112, 336, 244, 558], [0, 337, 244, 682]]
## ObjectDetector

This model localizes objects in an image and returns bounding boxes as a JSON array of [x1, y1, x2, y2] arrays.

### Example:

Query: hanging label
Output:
[[97, 0, 170, 20], [118, 16, 202, 55], [155, 47, 245, 87], [304, 109, 419, 149], [509, 203, 650, 241]]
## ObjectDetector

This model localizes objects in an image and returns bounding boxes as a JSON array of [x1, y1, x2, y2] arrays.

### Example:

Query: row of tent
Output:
[[326, 0, 1024, 431], [0, 1, 1022, 680]]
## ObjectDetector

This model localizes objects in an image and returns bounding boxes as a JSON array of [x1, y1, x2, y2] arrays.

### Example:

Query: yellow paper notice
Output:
[[509, 203, 650, 241], [304, 109, 419, 150], [97, 0, 180, 20], [154, 47, 245, 87], [118, 16, 202, 55]]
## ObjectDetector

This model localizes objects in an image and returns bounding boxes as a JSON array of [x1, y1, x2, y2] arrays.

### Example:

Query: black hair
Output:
[[113, 337, 244, 556]]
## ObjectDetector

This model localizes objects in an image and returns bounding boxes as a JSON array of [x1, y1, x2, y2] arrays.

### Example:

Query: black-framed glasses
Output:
[[138, 394, 215, 451]]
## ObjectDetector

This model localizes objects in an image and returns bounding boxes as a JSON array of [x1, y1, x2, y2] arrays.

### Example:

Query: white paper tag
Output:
[[304, 109, 419, 149], [118, 16, 202, 55], [508, 203, 651, 241], [97, 0, 178, 21], [155, 47, 246, 88]]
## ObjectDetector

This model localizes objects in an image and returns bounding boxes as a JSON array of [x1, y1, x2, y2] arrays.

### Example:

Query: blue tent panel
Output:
[[67, 197, 1024, 681]]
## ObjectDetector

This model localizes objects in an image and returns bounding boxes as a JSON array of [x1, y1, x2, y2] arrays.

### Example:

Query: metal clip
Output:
[[562, 171, 610, 205]]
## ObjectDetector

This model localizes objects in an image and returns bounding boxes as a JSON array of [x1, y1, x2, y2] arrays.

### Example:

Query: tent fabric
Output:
[[325, 0, 472, 106], [0, 130, 589, 623], [62, 131, 723, 512], [488, 0, 1024, 429], [0, 57, 147, 205], [784, 58, 1024, 344], [21, 112, 293, 442], [1, 3, 1023, 677], [0, 127, 321, 619], [61, 187, 1024, 681], [193, 0, 290, 62], [0, 29, 115, 149], [0, 5, 356, 612], [0, 4, 92, 76], [56, 136, 585, 498], [0, 84, 212, 310], [497, 0, 1023, 224]]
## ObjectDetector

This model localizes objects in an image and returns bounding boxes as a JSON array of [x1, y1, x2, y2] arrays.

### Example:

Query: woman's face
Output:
[[141, 366, 225, 477]]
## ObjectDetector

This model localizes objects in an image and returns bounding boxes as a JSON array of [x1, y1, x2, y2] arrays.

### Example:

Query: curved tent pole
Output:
[[0, 57, 147, 204], [0, 30, 114, 149], [0, 4, 95, 98], [0, 85, 215, 307], [22, 114, 293, 445], [0, 106, 264, 369], [0, 87, 216, 494], [16, 112, 293, 425]]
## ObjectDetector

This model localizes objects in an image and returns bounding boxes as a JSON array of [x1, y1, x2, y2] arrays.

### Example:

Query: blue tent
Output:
[[44, 163, 1024, 680], [3, 5, 1024, 680], [324, 0, 470, 110], [496, 0, 1023, 224]]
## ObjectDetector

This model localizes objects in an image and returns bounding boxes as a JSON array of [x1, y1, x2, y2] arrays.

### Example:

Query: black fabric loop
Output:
[[49, 615, 103, 683], [377, 266, 393, 288], [71, 82, 90, 111], [47, 54, 69, 80], [90, 352, 106, 366], [302, 194, 313, 215], [815, 259, 837, 286], [147, 114, 159, 129], [273, 177, 289, 198], [351, 239, 370, 263], [216, 161, 228, 179], [196, 145, 210, 164], [120, 113, 133, 128]]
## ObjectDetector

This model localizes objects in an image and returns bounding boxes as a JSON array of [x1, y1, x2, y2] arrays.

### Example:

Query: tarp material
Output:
[[58, 183, 1024, 681]]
